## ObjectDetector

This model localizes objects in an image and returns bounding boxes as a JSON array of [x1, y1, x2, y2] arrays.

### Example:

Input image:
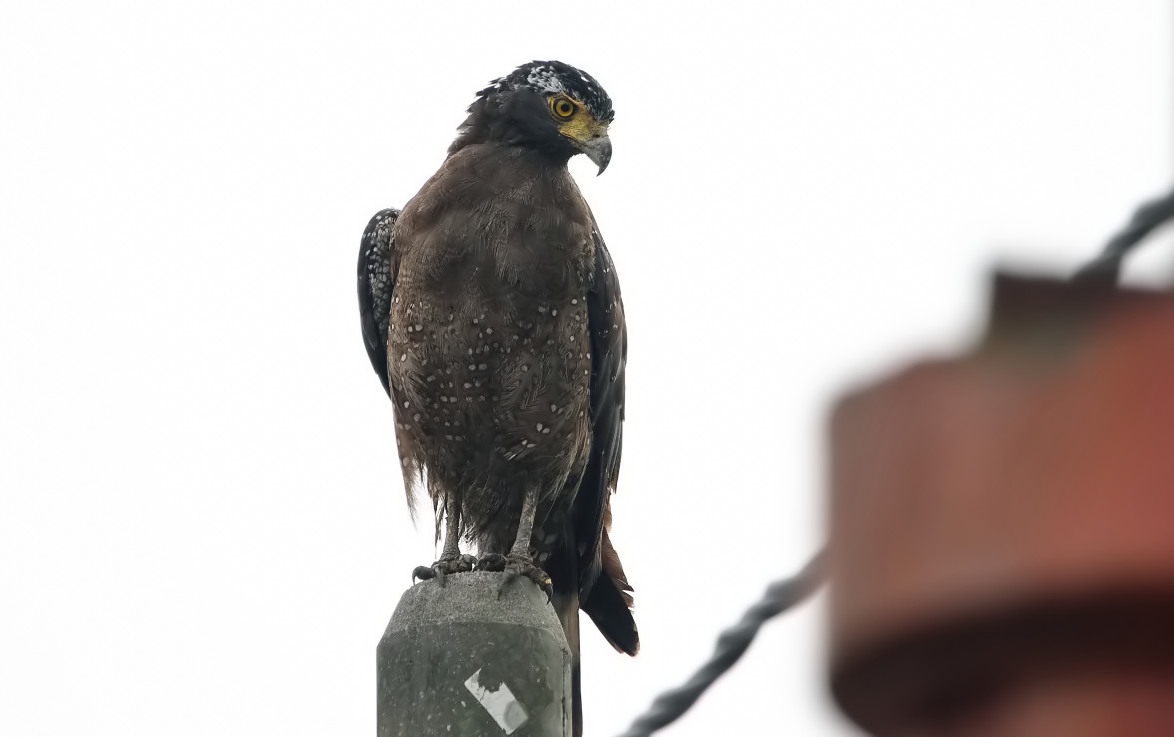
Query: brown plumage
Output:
[[357, 60, 637, 735]]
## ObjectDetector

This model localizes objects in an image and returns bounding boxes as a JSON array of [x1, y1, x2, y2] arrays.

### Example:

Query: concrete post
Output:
[[377, 571, 571, 737]]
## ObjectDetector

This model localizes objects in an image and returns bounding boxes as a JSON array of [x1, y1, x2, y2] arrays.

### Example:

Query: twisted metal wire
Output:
[[613, 188, 1174, 737], [1071, 186, 1174, 286], [615, 552, 826, 737]]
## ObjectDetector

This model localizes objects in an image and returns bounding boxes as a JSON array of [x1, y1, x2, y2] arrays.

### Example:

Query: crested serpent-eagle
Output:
[[357, 60, 638, 734]]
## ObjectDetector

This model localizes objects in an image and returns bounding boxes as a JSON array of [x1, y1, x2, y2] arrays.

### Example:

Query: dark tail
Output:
[[581, 528, 639, 655], [550, 529, 639, 736]]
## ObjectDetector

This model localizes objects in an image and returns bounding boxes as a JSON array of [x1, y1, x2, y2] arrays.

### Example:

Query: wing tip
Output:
[[358, 206, 401, 398]]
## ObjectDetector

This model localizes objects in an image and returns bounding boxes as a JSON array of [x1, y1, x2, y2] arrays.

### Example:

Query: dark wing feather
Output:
[[357, 208, 400, 397], [575, 225, 639, 656]]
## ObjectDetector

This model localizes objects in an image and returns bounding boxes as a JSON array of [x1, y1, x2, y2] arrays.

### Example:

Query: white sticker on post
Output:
[[463, 668, 530, 734]]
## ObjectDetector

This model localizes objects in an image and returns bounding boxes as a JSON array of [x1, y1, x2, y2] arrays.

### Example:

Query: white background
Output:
[[2, 2, 1171, 736]]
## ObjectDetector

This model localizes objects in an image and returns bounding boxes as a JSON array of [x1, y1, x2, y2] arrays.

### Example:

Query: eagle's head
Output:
[[449, 60, 614, 175]]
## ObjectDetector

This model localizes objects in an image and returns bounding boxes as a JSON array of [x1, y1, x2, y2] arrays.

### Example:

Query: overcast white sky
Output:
[[1, 2, 1171, 736]]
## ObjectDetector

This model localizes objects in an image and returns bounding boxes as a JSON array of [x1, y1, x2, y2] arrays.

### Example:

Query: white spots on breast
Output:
[[551, 309, 557, 317], [400, 353, 407, 362], [536, 423, 543, 432]]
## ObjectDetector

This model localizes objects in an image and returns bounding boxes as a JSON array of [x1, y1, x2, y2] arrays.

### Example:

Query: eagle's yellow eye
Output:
[[552, 97, 576, 119]]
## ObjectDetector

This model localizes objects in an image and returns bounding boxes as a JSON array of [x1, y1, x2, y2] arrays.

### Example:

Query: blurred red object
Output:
[[827, 273, 1174, 736]]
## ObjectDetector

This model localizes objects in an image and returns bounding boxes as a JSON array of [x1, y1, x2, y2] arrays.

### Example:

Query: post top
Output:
[[384, 571, 566, 643]]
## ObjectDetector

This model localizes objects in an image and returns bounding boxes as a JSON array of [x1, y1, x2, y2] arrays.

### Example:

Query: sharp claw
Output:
[[496, 569, 521, 599], [411, 554, 475, 586], [479, 554, 552, 599], [411, 565, 434, 583]]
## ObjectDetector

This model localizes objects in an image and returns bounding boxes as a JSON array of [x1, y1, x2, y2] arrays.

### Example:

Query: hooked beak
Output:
[[577, 134, 612, 175]]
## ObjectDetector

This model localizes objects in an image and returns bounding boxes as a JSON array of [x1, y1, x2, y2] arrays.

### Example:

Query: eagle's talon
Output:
[[412, 554, 476, 586], [480, 554, 552, 600], [411, 565, 435, 583], [476, 553, 509, 572]]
